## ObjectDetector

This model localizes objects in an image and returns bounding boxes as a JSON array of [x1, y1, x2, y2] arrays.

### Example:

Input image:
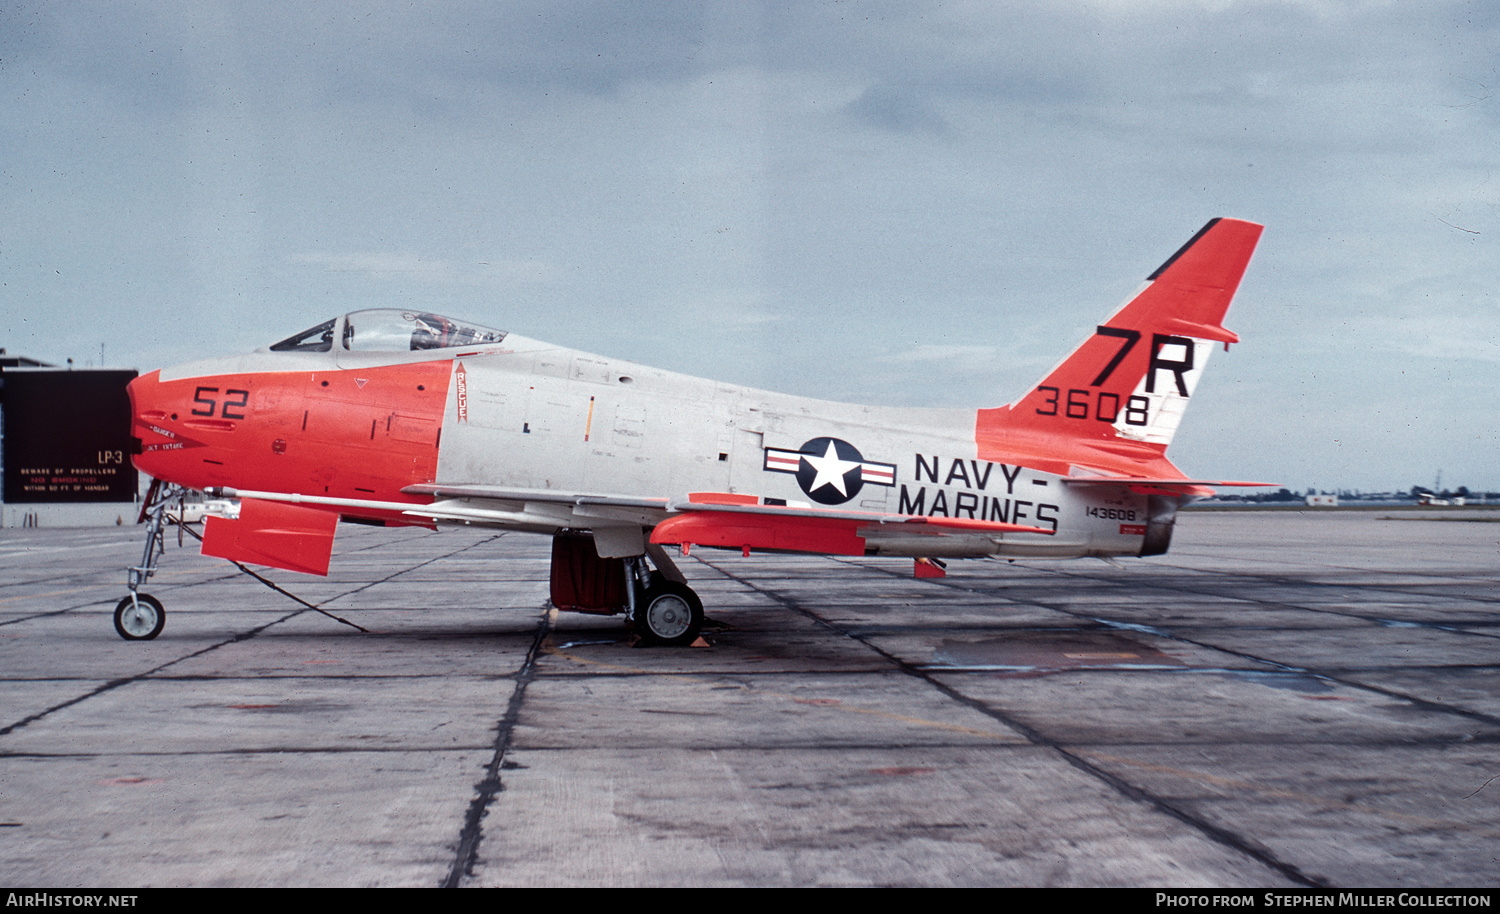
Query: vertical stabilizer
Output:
[[976, 218, 1263, 476]]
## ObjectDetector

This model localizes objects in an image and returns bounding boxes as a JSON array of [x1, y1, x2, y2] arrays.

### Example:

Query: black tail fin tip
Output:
[[1146, 217, 1223, 281]]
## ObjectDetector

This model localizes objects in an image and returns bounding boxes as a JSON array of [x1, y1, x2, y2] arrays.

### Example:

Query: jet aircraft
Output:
[[118, 218, 1267, 645]]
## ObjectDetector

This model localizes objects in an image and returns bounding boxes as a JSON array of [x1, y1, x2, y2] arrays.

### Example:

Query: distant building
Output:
[[1305, 494, 1339, 507], [0, 349, 54, 369]]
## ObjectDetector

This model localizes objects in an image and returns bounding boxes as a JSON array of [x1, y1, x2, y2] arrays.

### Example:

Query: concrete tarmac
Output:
[[0, 509, 1496, 887]]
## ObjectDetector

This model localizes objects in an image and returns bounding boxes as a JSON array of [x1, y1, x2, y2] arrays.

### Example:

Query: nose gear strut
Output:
[[115, 480, 185, 640]]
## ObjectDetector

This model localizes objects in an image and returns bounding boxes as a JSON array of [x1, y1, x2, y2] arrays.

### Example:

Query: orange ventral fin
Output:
[[201, 497, 339, 576], [976, 218, 1262, 478]]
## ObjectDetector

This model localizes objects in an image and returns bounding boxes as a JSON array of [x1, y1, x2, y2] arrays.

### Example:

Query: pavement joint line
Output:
[[0, 523, 444, 609], [1031, 554, 1500, 608], [840, 554, 1500, 866], [843, 556, 1500, 731], [320, 533, 506, 603], [961, 561, 1500, 730], [0, 745, 505, 759], [703, 553, 1328, 889], [1074, 749, 1500, 840], [0, 607, 305, 739], [4, 523, 1495, 885], [0, 534, 506, 739], [539, 643, 1030, 744], [0, 568, 240, 609], [1165, 544, 1500, 582], [445, 602, 552, 889]]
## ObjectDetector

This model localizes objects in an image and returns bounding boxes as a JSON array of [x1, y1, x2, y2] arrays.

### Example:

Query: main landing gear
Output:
[[115, 480, 185, 641], [627, 562, 704, 647], [550, 533, 705, 646]]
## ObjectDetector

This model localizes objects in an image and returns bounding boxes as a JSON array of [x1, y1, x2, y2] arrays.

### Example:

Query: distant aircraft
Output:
[[118, 218, 1267, 644]]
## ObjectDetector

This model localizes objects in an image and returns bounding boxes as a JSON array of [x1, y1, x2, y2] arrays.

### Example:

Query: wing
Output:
[[202, 483, 1052, 574], [403, 486, 1049, 557]]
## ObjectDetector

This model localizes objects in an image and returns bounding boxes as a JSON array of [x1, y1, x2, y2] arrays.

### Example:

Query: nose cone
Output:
[[127, 363, 254, 492], [128, 370, 192, 484]]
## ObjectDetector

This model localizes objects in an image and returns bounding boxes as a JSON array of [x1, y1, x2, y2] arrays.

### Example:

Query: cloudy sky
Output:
[[3, 1, 1497, 493]]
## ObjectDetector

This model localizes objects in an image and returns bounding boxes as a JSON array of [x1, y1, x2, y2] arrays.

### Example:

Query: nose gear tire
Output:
[[115, 594, 165, 641]]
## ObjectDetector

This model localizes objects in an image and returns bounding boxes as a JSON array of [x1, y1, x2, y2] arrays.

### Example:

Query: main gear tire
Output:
[[633, 581, 703, 647]]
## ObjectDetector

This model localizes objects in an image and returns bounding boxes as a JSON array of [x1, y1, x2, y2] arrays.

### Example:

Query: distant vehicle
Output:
[[1417, 494, 1464, 507], [164, 499, 239, 524], [163, 503, 207, 525], [117, 218, 1270, 644], [204, 499, 239, 520]]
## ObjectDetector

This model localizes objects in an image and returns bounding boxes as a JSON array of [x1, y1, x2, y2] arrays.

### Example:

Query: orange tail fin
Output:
[[976, 218, 1263, 477]]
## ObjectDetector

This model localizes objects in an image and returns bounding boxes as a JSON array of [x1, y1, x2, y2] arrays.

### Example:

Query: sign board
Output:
[[2, 370, 138, 503]]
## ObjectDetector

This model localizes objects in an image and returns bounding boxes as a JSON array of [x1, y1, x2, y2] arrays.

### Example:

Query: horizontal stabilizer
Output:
[[1062, 477, 1279, 488], [201, 497, 339, 576], [1061, 476, 1277, 497]]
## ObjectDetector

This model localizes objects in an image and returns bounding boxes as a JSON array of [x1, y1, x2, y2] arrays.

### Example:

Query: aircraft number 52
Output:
[[192, 386, 250, 420]]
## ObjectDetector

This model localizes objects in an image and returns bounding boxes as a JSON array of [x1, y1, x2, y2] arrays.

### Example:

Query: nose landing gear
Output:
[[115, 480, 186, 641]]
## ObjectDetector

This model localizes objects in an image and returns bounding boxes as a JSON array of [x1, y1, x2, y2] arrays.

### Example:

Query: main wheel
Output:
[[114, 594, 165, 641], [633, 581, 704, 647]]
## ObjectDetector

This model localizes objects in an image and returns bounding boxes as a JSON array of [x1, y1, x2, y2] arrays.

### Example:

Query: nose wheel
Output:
[[114, 594, 165, 641]]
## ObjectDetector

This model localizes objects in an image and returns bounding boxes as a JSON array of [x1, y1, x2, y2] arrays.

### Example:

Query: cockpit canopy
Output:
[[269, 310, 508, 353]]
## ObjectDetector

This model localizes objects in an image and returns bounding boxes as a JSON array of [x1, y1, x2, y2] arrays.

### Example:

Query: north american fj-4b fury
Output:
[[118, 217, 1267, 645]]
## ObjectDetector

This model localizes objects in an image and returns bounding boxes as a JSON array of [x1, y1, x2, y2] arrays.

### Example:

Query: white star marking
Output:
[[801, 441, 861, 497]]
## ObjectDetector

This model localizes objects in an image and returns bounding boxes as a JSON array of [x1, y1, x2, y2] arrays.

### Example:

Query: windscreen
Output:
[[268, 319, 336, 352]]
